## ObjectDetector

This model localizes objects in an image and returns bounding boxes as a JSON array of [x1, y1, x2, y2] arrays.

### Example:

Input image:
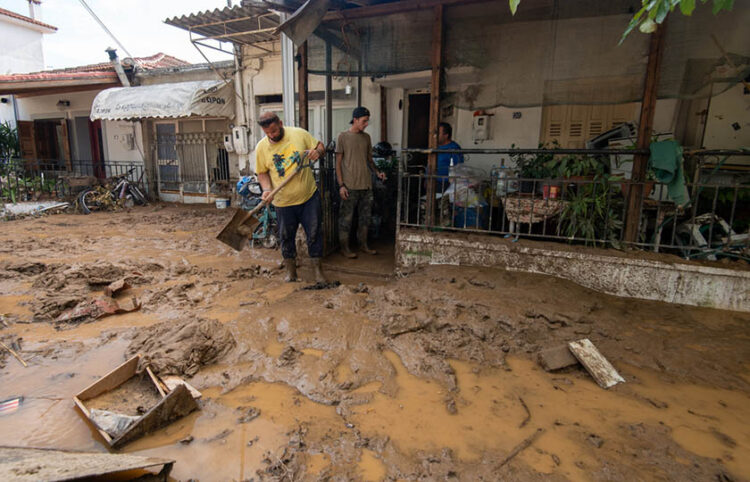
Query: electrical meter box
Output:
[[472, 115, 490, 142], [232, 126, 250, 155], [223, 133, 235, 153]]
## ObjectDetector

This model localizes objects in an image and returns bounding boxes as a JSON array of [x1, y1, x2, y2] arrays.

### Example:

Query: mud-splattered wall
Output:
[[397, 228, 750, 313]]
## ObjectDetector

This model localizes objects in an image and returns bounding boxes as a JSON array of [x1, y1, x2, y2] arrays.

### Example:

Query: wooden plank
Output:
[[298, 41, 308, 130], [162, 376, 203, 399], [568, 338, 625, 389], [623, 22, 666, 243], [0, 446, 173, 481], [425, 4, 443, 227], [75, 355, 140, 401]]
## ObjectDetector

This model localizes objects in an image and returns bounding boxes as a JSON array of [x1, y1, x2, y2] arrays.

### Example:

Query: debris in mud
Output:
[[206, 429, 233, 443], [587, 433, 604, 448], [302, 281, 341, 290], [104, 279, 131, 297], [568, 338, 625, 389], [0, 337, 27, 367], [75, 355, 199, 448], [228, 264, 275, 279], [237, 406, 261, 424], [126, 318, 235, 377], [55, 295, 140, 326], [0, 396, 23, 415], [180, 435, 194, 445], [277, 346, 301, 367], [537, 345, 579, 371], [0, 261, 49, 277]]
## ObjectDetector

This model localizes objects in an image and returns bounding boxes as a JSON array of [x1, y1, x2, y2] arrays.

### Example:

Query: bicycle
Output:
[[78, 168, 148, 214]]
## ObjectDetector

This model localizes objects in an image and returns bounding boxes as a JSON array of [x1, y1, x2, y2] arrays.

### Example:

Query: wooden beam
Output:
[[623, 22, 666, 243], [323, 0, 488, 22], [425, 4, 443, 227], [298, 41, 309, 130], [380, 85, 387, 143], [11, 83, 120, 98]]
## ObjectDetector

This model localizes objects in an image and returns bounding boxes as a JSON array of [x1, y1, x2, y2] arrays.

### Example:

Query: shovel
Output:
[[217, 156, 311, 251]]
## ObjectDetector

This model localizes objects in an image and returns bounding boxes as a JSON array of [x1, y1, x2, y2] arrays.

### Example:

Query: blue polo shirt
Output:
[[437, 141, 464, 178]]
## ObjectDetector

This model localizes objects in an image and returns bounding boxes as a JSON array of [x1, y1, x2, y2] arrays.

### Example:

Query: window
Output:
[[541, 103, 637, 148]]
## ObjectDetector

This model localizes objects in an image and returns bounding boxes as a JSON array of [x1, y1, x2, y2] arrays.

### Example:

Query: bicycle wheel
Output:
[[128, 185, 148, 205], [79, 188, 114, 214]]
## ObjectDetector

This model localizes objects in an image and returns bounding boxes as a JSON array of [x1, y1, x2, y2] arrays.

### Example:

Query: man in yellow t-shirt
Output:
[[256, 112, 327, 283]]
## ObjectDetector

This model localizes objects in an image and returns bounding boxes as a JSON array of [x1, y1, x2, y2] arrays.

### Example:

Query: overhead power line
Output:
[[77, 0, 134, 59]]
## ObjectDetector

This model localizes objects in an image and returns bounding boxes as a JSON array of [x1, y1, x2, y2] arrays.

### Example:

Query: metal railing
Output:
[[1, 158, 147, 204], [398, 148, 750, 261]]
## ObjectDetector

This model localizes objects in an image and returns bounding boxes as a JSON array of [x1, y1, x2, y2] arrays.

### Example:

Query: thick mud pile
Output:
[[0, 204, 748, 481]]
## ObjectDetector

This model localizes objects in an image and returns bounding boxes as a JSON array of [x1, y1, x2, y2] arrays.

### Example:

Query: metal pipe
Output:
[[280, 13, 296, 126], [325, 42, 332, 147]]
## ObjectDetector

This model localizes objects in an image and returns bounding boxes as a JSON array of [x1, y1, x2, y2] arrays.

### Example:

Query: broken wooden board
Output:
[[568, 338, 625, 389], [538, 345, 579, 371], [74, 354, 199, 449], [0, 446, 173, 481], [162, 375, 202, 399]]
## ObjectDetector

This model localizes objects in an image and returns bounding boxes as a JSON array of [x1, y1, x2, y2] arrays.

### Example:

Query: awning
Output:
[[90, 80, 235, 121]]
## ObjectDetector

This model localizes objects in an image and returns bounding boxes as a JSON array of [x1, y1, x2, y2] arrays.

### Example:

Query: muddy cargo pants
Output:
[[338, 189, 373, 244], [275, 190, 323, 260]]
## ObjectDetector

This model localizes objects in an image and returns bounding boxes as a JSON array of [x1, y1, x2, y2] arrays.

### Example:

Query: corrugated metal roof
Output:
[[164, 4, 280, 46]]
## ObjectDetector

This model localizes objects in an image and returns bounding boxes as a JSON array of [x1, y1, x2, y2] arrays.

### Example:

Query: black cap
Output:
[[350, 106, 370, 123]]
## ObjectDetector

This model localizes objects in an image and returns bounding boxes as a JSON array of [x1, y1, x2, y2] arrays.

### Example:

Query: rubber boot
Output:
[[358, 226, 377, 255], [283, 258, 297, 282], [311, 258, 327, 284], [339, 234, 358, 259]]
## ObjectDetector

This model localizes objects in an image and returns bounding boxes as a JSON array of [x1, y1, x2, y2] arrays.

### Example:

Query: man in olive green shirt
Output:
[[336, 107, 386, 258]]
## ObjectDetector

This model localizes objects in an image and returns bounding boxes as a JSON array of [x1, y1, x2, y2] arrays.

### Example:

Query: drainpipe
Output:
[[246, 58, 262, 172], [105, 47, 130, 87], [280, 13, 296, 126]]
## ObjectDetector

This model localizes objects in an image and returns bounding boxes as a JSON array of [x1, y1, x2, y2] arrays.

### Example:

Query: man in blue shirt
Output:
[[436, 122, 464, 192]]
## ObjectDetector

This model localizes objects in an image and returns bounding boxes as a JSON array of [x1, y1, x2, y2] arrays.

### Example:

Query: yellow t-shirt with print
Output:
[[255, 126, 319, 207]]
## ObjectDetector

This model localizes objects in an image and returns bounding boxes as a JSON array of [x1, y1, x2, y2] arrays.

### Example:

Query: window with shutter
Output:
[[541, 103, 636, 148]]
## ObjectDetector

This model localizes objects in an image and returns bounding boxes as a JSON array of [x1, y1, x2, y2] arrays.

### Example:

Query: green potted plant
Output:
[[558, 173, 623, 247], [511, 143, 557, 193]]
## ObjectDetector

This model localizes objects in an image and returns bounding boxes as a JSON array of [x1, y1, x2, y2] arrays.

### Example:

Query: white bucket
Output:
[[215, 198, 230, 209]]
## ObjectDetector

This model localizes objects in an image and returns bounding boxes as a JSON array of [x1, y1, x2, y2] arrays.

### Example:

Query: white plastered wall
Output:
[[0, 21, 46, 75]]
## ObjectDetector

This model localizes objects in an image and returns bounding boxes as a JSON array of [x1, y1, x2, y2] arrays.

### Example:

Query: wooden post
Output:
[[426, 4, 443, 227], [298, 42, 309, 130], [380, 85, 388, 143], [623, 23, 666, 243]]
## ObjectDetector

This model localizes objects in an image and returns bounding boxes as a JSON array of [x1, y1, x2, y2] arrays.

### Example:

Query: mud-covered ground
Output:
[[0, 204, 748, 481]]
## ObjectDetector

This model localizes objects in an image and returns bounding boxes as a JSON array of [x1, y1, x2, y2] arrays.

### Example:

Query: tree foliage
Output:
[[507, 0, 734, 43]]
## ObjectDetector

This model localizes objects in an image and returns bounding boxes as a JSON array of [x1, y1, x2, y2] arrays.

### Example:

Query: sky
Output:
[[2, 0, 237, 69]]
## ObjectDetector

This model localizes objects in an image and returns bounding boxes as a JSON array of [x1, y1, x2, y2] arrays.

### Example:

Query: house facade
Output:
[[0, 3, 57, 128]]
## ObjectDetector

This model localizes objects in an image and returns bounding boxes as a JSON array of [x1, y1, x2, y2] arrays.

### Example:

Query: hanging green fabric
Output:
[[648, 140, 690, 207]]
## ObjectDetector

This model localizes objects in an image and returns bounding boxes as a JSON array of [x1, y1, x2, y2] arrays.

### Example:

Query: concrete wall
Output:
[[398, 228, 750, 313], [15, 89, 99, 121], [103, 120, 145, 163]]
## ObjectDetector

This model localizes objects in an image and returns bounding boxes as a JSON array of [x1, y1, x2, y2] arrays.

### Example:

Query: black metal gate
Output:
[[315, 154, 339, 256]]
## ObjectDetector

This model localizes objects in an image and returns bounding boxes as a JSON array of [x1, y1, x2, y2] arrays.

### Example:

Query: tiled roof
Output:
[[0, 7, 57, 31], [0, 53, 189, 83]]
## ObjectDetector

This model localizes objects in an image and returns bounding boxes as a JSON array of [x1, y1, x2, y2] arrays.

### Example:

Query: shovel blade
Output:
[[216, 208, 261, 251]]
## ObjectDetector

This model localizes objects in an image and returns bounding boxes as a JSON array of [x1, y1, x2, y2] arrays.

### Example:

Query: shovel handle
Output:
[[247, 156, 311, 216]]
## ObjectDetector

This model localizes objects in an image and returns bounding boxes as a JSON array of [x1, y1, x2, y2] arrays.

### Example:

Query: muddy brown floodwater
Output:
[[0, 203, 749, 481]]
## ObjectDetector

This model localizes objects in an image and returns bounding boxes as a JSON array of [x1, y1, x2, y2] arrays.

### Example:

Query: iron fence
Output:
[[0, 158, 147, 204], [398, 148, 750, 261]]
